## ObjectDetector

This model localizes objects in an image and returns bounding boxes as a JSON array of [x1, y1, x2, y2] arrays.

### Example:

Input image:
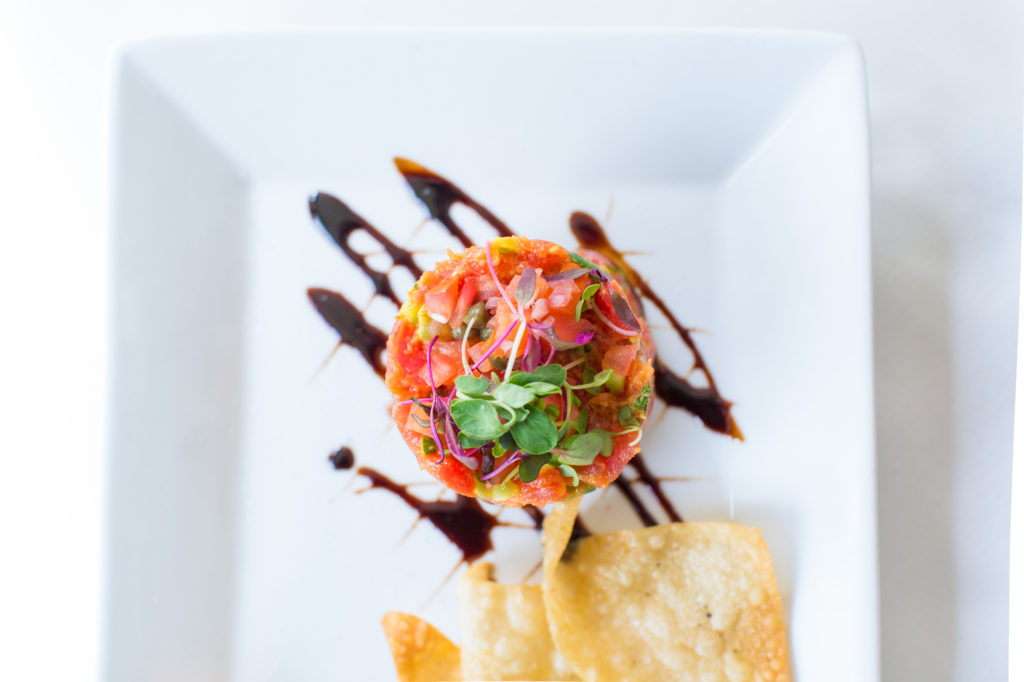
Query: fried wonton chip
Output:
[[381, 611, 462, 682], [542, 499, 790, 682], [458, 561, 578, 681]]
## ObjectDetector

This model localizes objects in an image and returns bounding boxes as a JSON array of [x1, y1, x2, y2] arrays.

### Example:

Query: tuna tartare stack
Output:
[[385, 236, 654, 507]]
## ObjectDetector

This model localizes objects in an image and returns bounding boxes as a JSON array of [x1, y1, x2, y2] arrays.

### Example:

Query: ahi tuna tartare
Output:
[[385, 236, 654, 507]]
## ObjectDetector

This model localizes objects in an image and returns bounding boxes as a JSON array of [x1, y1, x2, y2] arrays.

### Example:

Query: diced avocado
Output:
[[606, 371, 626, 394], [417, 306, 450, 342], [398, 299, 421, 325], [479, 477, 518, 502], [421, 437, 437, 455], [493, 236, 521, 254]]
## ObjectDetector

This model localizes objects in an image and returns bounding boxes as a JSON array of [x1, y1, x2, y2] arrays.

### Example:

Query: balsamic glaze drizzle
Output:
[[394, 157, 514, 246], [307, 288, 388, 378], [569, 211, 741, 440], [309, 191, 422, 305], [357, 466, 499, 564], [626, 456, 683, 524]]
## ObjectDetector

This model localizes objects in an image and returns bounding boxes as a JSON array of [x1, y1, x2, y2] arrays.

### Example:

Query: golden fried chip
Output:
[[542, 503, 790, 682], [458, 561, 578, 681], [381, 611, 462, 682]]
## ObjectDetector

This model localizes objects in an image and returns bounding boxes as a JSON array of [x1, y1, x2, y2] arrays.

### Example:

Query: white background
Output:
[[0, 2, 1020, 681]]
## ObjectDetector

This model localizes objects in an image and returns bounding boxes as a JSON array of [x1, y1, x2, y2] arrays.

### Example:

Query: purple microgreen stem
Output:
[[480, 450, 524, 481], [486, 241, 518, 313], [544, 338, 557, 365], [470, 319, 520, 371]]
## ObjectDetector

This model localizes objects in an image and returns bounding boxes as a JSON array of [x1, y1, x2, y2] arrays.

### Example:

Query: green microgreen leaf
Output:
[[558, 464, 580, 486], [523, 381, 561, 396], [568, 368, 614, 391], [455, 374, 491, 397], [575, 283, 601, 321], [492, 383, 536, 409], [450, 399, 505, 439], [569, 253, 601, 270], [458, 432, 492, 449], [558, 431, 605, 465], [509, 364, 567, 388], [618, 405, 640, 428], [564, 407, 588, 437], [518, 454, 548, 483], [499, 431, 517, 451], [510, 404, 559, 454], [515, 267, 537, 306]]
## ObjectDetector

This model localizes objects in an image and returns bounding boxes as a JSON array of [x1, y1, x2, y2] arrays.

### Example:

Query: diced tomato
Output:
[[547, 279, 581, 312], [467, 341, 494, 373], [530, 298, 550, 321], [424, 278, 460, 323], [419, 340, 461, 387], [551, 315, 596, 345], [602, 343, 639, 375], [447, 279, 478, 328], [489, 306, 518, 356], [404, 404, 433, 436], [531, 274, 552, 304]]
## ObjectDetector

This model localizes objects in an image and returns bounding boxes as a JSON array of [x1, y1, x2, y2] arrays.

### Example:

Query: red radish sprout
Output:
[[593, 307, 640, 337]]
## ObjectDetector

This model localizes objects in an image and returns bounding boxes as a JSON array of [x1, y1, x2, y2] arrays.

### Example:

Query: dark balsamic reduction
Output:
[[569, 211, 742, 440], [394, 157, 514, 246], [612, 477, 659, 527], [329, 446, 355, 470], [627, 454, 683, 523], [307, 288, 388, 378], [309, 192, 422, 305], [357, 466, 499, 563]]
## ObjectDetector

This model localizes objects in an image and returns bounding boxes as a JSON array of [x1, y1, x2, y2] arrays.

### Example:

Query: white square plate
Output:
[[104, 29, 875, 681]]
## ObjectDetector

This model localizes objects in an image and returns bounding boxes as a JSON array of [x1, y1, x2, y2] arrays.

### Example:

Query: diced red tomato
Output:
[[547, 279, 581, 312], [602, 343, 639, 375], [467, 341, 494, 373], [424, 278, 460, 323], [404, 404, 433, 436], [530, 298, 550, 321], [551, 316, 596, 345], [447, 279, 478, 328], [419, 340, 461, 387]]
